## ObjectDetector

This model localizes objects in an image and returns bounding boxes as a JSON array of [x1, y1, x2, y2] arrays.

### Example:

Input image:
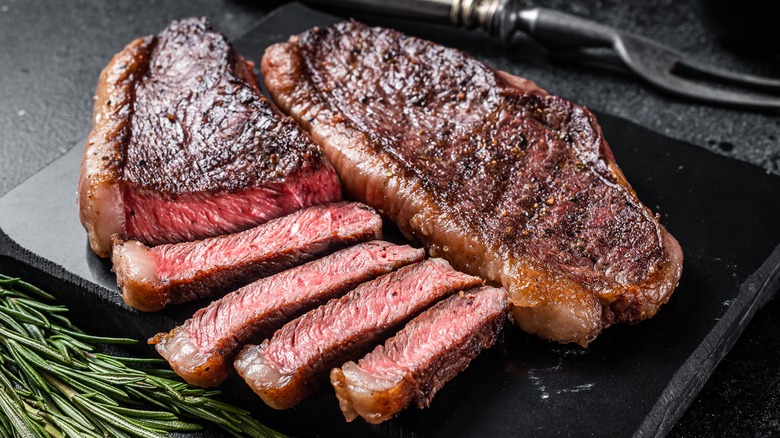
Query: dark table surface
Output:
[[0, 0, 777, 436]]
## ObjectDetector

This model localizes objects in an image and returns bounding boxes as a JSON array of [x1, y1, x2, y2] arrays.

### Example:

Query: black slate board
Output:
[[1, 4, 779, 437]]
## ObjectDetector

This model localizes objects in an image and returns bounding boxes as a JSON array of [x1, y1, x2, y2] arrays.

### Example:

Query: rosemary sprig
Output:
[[0, 273, 285, 438]]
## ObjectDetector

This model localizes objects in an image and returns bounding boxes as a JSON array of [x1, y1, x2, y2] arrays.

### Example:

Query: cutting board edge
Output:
[[637, 241, 780, 438]]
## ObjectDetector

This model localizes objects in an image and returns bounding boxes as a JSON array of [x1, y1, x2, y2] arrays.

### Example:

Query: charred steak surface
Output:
[[79, 17, 340, 257], [263, 21, 683, 346]]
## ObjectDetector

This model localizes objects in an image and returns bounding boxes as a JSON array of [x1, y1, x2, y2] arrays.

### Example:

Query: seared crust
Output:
[[122, 19, 328, 195], [262, 22, 683, 346], [79, 36, 154, 257], [79, 18, 341, 257]]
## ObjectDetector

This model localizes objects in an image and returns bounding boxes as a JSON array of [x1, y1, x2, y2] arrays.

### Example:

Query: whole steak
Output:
[[262, 21, 683, 346], [79, 17, 341, 257]]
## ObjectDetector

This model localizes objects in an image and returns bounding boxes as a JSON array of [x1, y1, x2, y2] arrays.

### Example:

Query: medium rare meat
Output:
[[79, 17, 341, 258], [331, 286, 508, 424], [262, 21, 684, 346], [151, 241, 424, 388], [234, 258, 482, 409], [113, 202, 380, 311]]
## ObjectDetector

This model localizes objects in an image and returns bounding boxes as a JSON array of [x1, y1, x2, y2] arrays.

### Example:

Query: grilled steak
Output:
[[234, 258, 483, 409], [263, 21, 684, 346], [151, 241, 424, 388], [79, 17, 341, 258], [331, 286, 507, 424], [113, 202, 381, 311]]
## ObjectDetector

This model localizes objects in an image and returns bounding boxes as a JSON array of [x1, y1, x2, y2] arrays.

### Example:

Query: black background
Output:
[[0, 1, 777, 436]]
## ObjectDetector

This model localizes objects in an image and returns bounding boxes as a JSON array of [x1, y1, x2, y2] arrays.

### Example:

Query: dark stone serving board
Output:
[[1, 3, 779, 437]]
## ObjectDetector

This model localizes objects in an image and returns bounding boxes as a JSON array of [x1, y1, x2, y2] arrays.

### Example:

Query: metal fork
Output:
[[506, 7, 780, 110], [306, 0, 780, 110]]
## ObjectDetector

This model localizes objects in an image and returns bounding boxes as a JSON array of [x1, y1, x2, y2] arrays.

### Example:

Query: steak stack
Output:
[[263, 21, 684, 346], [79, 15, 689, 427], [79, 17, 341, 258]]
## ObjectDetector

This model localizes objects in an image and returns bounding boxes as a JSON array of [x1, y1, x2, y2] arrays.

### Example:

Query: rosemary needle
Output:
[[0, 273, 285, 438]]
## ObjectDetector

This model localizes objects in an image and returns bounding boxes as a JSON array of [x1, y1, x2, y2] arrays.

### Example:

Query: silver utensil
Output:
[[304, 0, 780, 110]]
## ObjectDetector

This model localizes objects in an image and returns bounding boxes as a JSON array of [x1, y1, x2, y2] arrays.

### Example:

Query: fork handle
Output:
[[304, 0, 454, 21], [514, 7, 619, 48], [305, 1, 622, 48]]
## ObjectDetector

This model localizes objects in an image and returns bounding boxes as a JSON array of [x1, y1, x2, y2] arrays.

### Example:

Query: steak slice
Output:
[[234, 258, 483, 409], [79, 17, 341, 258], [262, 21, 684, 346], [113, 202, 381, 311], [150, 241, 424, 388], [331, 286, 508, 424]]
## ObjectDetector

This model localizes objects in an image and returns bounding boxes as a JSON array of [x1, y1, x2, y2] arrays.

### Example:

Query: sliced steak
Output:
[[234, 258, 483, 409], [79, 17, 341, 258], [150, 241, 424, 388], [331, 286, 507, 424], [262, 21, 684, 346], [113, 202, 381, 311]]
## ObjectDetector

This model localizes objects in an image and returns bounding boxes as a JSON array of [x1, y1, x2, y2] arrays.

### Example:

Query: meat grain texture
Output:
[[79, 17, 341, 258], [113, 202, 381, 311], [234, 258, 483, 409], [263, 21, 684, 346], [151, 241, 424, 387], [331, 286, 508, 424]]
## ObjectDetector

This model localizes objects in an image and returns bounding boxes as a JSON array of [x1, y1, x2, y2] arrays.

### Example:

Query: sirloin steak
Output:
[[79, 17, 341, 257], [263, 21, 684, 346]]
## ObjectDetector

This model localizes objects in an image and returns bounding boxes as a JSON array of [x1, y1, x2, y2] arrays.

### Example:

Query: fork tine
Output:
[[550, 48, 629, 74], [614, 34, 780, 111], [644, 72, 780, 111], [673, 58, 780, 92]]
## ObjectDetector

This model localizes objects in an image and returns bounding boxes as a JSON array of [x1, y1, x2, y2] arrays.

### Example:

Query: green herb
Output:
[[0, 273, 285, 438]]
